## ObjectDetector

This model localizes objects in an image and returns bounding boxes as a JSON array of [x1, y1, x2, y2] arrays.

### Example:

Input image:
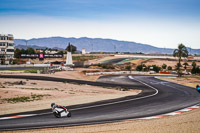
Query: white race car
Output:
[[51, 103, 71, 118]]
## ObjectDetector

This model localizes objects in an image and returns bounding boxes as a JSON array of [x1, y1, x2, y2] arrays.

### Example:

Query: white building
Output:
[[0, 34, 14, 64], [82, 48, 86, 54]]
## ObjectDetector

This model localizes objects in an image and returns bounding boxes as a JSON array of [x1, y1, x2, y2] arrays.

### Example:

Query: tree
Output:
[[192, 61, 196, 68], [191, 62, 198, 74], [136, 64, 146, 71], [168, 66, 172, 70], [173, 44, 188, 77], [14, 48, 36, 58], [14, 48, 21, 58], [183, 62, 188, 70], [26, 48, 35, 54], [175, 63, 182, 70], [196, 67, 200, 74], [151, 65, 161, 73], [66, 43, 77, 53], [162, 64, 167, 70]]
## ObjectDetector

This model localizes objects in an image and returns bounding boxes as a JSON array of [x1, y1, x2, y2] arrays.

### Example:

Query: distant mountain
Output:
[[15, 44, 48, 50], [14, 37, 200, 54]]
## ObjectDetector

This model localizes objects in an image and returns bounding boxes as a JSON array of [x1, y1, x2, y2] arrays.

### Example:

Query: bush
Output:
[[162, 64, 167, 69], [196, 67, 200, 74], [136, 64, 146, 71], [97, 64, 115, 69], [125, 65, 132, 71], [191, 66, 200, 74], [151, 65, 161, 73], [191, 67, 196, 74], [168, 66, 172, 70], [13, 59, 19, 64]]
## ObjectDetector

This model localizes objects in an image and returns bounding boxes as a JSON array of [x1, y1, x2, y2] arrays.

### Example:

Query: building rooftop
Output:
[[0, 34, 13, 37]]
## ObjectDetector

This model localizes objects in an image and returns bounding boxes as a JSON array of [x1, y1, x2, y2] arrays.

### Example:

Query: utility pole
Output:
[[114, 45, 116, 53], [25, 40, 28, 49], [91, 44, 93, 52]]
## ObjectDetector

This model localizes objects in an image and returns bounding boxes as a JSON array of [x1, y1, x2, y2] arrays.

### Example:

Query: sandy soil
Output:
[[1, 63, 200, 133], [2, 68, 100, 81], [158, 75, 200, 88], [2, 75, 200, 133], [143, 59, 200, 69], [0, 78, 139, 115], [45, 68, 100, 81]]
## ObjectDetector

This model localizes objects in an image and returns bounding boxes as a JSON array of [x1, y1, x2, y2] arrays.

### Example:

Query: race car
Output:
[[51, 103, 71, 118]]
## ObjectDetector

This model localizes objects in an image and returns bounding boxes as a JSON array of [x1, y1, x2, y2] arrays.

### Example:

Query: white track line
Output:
[[0, 114, 36, 120], [0, 75, 158, 119], [0, 76, 199, 123]]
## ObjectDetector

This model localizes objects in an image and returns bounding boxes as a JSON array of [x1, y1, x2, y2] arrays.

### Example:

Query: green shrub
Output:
[[151, 65, 161, 73], [24, 68, 42, 73], [136, 64, 146, 71], [192, 66, 200, 74], [168, 66, 172, 70], [125, 65, 132, 71], [162, 64, 167, 69], [3, 96, 32, 103]]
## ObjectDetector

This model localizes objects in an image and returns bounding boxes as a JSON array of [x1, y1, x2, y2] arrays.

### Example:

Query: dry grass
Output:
[[158, 75, 200, 88]]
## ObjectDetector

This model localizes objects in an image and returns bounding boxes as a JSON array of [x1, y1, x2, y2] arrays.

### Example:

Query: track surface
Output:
[[0, 75, 200, 131]]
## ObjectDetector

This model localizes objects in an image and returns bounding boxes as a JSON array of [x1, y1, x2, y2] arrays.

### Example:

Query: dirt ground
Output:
[[143, 59, 200, 70], [157, 75, 200, 88], [1, 68, 200, 133], [0, 68, 100, 81], [0, 77, 139, 115]]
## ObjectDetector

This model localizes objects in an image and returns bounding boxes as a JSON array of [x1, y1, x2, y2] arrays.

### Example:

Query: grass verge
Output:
[[3, 68, 43, 73], [2, 94, 51, 103]]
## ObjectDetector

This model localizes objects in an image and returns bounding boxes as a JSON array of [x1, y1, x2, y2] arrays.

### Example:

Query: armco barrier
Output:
[[0, 71, 24, 74], [160, 71, 170, 74], [0, 64, 27, 67], [33, 64, 50, 67], [86, 71, 150, 76], [0, 64, 50, 68], [114, 55, 181, 59]]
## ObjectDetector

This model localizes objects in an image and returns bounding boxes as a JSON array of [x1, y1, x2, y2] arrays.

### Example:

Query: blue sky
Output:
[[0, 0, 200, 48]]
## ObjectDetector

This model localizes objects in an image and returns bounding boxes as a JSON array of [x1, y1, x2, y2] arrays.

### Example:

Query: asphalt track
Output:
[[101, 58, 127, 64], [0, 74, 200, 131]]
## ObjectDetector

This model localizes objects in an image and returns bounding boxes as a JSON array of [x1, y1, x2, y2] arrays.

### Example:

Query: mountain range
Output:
[[14, 37, 200, 54]]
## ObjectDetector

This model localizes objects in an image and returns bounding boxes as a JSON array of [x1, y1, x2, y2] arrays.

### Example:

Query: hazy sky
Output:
[[0, 0, 200, 48]]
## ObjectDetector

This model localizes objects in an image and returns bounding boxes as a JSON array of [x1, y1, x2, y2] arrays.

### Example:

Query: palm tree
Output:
[[173, 44, 188, 77]]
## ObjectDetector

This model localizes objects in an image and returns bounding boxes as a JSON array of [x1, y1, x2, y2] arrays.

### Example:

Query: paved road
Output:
[[101, 58, 127, 64], [0, 75, 200, 131]]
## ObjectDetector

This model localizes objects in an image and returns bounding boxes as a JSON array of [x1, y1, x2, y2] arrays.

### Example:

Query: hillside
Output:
[[14, 37, 200, 54]]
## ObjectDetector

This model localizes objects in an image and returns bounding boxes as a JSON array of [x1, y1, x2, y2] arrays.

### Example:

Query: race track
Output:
[[0, 75, 200, 131]]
